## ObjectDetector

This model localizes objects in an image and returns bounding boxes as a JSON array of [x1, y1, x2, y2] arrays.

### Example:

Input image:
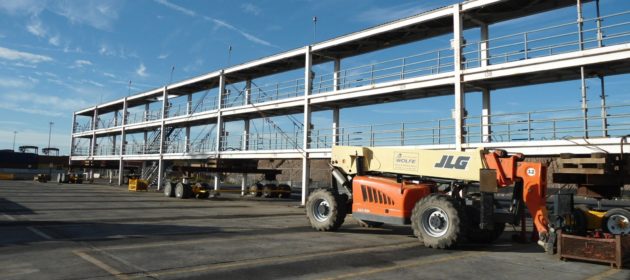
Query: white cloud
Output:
[[136, 63, 148, 77], [48, 0, 121, 31], [153, 0, 195, 17], [204, 16, 277, 48], [154, 0, 276, 49], [0, 0, 46, 15], [0, 77, 32, 88], [72, 59, 92, 68], [84, 79, 104, 87], [0, 46, 53, 63], [48, 34, 61, 46], [354, 2, 452, 24], [0, 92, 90, 117], [241, 3, 261, 16], [158, 53, 169, 59], [103, 72, 116, 78], [26, 18, 46, 37]]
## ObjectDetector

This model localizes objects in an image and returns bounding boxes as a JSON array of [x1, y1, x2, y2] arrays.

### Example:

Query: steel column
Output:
[[215, 72, 226, 191], [482, 88, 491, 143], [577, 0, 584, 51], [118, 97, 127, 186], [599, 75, 608, 137], [243, 119, 250, 151], [185, 126, 191, 153], [70, 113, 76, 158], [332, 107, 340, 146], [241, 174, 247, 196], [90, 107, 98, 157], [157, 86, 168, 190], [302, 45, 313, 206], [453, 4, 465, 151], [187, 94, 193, 114], [581, 66, 589, 138], [333, 58, 341, 91], [245, 79, 252, 105], [596, 0, 603, 47], [480, 23, 489, 67]]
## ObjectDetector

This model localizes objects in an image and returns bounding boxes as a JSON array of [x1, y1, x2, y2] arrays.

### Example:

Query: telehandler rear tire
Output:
[[411, 194, 467, 249], [306, 189, 347, 231]]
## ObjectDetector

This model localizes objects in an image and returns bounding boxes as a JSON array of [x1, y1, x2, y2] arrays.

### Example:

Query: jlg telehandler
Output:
[[306, 146, 554, 250]]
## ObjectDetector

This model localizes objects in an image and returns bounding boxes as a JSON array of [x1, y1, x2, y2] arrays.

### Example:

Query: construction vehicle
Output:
[[56, 172, 84, 184], [163, 179, 212, 199], [306, 146, 554, 250], [249, 173, 292, 198], [307, 145, 630, 254]]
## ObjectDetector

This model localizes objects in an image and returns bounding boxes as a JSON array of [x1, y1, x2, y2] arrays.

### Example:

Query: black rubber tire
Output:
[[411, 194, 467, 249], [355, 219, 384, 228], [306, 189, 348, 231], [262, 184, 277, 198], [602, 208, 630, 234], [277, 184, 292, 198], [197, 192, 210, 199], [249, 183, 263, 197], [163, 181, 175, 197], [175, 182, 190, 199]]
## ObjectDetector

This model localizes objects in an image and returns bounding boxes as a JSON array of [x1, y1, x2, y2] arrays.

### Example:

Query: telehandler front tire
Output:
[[306, 189, 347, 231], [411, 194, 467, 249]]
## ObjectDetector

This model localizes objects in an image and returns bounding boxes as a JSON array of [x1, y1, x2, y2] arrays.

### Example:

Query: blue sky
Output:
[[0, 0, 629, 154]]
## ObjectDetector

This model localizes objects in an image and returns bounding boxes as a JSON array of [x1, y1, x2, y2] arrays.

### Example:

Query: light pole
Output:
[[48, 122, 54, 180], [48, 122, 54, 153], [12, 131, 17, 151]]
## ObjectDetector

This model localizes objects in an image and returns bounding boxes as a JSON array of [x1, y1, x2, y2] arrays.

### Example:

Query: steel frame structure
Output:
[[70, 0, 630, 204]]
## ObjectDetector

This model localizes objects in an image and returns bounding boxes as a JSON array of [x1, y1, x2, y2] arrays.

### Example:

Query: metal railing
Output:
[[85, 103, 630, 156], [462, 10, 630, 68], [313, 48, 454, 93], [82, 9, 630, 130]]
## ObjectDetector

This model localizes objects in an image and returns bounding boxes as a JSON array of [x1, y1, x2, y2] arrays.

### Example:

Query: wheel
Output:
[[249, 183, 263, 197], [464, 194, 505, 243], [175, 182, 190, 199], [355, 219, 384, 228], [262, 184, 277, 198], [602, 208, 630, 234], [197, 192, 210, 199], [277, 184, 291, 198], [411, 194, 467, 249], [163, 181, 175, 197], [306, 189, 348, 231]]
